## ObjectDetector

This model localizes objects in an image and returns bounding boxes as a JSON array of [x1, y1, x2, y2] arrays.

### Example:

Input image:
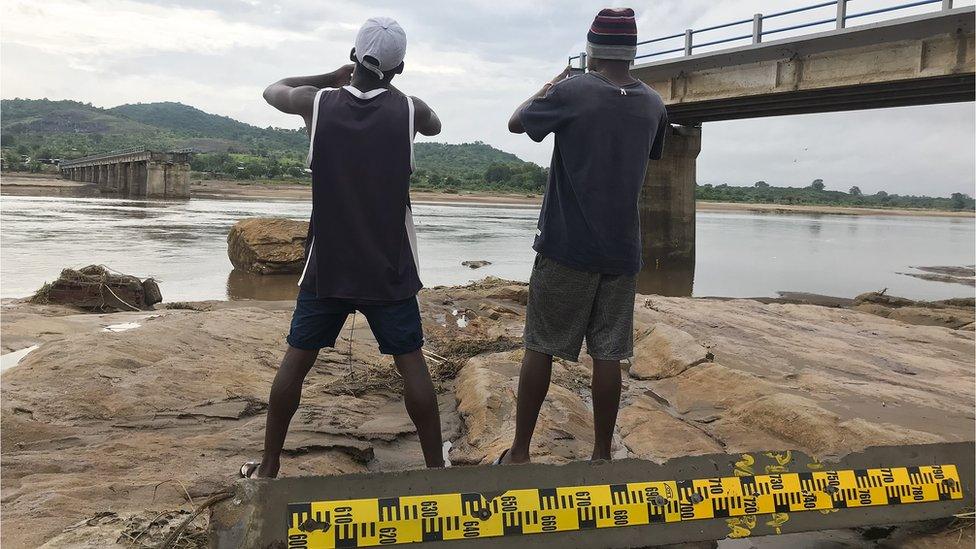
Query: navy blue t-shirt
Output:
[[520, 72, 668, 275]]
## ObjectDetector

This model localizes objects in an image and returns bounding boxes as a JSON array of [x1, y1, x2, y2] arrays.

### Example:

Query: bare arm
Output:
[[262, 64, 354, 130], [410, 96, 442, 136], [508, 67, 570, 134]]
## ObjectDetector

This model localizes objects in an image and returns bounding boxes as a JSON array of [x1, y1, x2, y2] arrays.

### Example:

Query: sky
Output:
[[2, 0, 974, 196]]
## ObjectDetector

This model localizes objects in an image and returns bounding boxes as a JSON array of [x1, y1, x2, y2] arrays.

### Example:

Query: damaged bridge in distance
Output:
[[59, 148, 192, 199]]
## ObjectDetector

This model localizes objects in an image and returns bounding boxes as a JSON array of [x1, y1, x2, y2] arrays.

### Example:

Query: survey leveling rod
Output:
[[285, 461, 964, 548]]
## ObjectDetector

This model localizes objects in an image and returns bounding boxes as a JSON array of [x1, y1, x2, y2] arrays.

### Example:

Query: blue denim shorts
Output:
[[287, 289, 424, 356]]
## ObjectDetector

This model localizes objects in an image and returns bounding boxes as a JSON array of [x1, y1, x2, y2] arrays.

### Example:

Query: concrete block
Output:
[[210, 442, 973, 549]]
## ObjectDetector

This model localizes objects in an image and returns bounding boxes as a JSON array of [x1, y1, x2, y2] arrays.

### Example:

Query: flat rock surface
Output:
[[1, 279, 973, 547], [629, 323, 712, 380]]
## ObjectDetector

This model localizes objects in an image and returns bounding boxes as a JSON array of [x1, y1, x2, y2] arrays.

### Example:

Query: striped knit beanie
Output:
[[586, 8, 638, 61]]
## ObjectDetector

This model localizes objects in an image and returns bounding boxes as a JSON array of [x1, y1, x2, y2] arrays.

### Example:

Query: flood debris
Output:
[[30, 265, 161, 312], [38, 509, 208, 549]]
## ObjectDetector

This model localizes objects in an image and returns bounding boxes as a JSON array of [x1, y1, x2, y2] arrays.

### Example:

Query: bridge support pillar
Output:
[[146, 161, 167, 198], [133, 161, 149, 196], [107, 164, 117, 192], [118, 162, 128, 195], [638, 124, 700, 296], [164, 163, 189, 197]]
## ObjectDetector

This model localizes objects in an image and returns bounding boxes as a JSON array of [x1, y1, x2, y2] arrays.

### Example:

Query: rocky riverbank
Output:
[[1, 278, 974, 547]]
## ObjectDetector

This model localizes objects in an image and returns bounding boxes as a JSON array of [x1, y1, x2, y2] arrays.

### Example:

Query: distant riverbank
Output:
[[2, 174, 974, 217]]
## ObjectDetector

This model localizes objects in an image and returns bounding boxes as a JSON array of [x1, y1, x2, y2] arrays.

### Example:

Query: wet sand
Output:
[[3, 174, 973, 216], [1, 279, 973, 547]]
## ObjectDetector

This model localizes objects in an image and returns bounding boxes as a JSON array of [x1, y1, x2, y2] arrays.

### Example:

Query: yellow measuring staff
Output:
[[286, 464, 962, 548]]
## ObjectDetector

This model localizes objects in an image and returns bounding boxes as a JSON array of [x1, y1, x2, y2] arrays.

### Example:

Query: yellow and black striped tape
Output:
[[285, 464, 962, 548]]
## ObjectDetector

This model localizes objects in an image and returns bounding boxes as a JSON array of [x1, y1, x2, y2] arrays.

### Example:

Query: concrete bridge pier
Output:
[[638, 124, 700, 297], [118, 162, 130, 195], [146, 162, 167, 198], [106, 164, 118, 192], [165, 163, 190, 197], [132, 162, 148, 196]]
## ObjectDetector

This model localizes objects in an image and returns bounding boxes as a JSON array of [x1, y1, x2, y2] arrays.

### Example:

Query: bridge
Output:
[[58, 148, 192, 199], [569, 0, 975, 295]]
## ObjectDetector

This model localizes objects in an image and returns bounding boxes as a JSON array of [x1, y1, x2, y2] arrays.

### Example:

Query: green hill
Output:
[[1, 98, 545, 191], [107, 102, 308, 152]]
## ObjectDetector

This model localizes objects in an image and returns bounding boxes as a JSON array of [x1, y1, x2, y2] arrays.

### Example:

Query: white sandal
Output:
[[239, 461, 261, 479]]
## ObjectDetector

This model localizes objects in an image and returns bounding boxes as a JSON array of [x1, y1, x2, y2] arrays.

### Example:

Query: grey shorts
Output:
[[523, 254, 637, 362]]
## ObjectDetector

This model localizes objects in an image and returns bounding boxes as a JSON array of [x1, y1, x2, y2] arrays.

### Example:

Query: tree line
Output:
[[698, 179, 974, 211], [187, 152, 548, 193]]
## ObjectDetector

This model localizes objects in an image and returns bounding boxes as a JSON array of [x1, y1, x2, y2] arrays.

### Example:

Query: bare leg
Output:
[[590, 359, 622, 461], [257, 346, 319, 478], [505, 349, 553, 464], [393, 349, 445, 468]]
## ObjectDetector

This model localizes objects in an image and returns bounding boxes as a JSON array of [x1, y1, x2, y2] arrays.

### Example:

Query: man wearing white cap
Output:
[[243, 17, 444, 478]]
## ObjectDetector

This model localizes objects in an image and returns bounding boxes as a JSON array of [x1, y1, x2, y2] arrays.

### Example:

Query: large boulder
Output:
[[227, 218, 308, 275]]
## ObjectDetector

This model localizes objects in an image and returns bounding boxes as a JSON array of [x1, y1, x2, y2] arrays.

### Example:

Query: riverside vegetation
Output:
[[2, 98, 973, 209]]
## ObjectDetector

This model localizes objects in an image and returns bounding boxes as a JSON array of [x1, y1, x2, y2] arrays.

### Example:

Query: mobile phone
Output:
[[568, 67, 585, 77]]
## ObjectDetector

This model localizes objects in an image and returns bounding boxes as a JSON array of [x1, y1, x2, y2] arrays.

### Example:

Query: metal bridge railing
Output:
[[59, 147, 150, 166], [59, 147, 195, 166], [569, 0, 960, 68]]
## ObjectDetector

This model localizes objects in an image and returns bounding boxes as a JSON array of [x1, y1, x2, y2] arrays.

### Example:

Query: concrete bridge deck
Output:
[[59, 148, 191, 199], [633, 6, 974, 124]]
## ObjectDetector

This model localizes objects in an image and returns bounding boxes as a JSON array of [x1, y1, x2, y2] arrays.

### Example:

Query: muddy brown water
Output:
[[1, 195, 973, 302]]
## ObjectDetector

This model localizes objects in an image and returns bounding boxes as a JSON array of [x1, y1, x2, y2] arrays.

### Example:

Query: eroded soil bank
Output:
[[1, 279, 973, 547]]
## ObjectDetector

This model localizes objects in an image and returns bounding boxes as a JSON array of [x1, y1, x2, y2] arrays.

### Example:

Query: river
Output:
[[1, 195, 973, 302]]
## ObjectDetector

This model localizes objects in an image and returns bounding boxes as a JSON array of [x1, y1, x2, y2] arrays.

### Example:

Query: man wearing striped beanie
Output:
[[587, 7, 639, 62], [498, 8, 669, 465]]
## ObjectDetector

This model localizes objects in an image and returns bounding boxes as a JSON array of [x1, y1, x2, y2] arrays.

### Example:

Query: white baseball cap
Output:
[[354, 17, 407, 80]]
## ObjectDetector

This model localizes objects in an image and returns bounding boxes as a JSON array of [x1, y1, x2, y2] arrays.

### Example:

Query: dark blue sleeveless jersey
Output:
[[298, 85, 421, 302]]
